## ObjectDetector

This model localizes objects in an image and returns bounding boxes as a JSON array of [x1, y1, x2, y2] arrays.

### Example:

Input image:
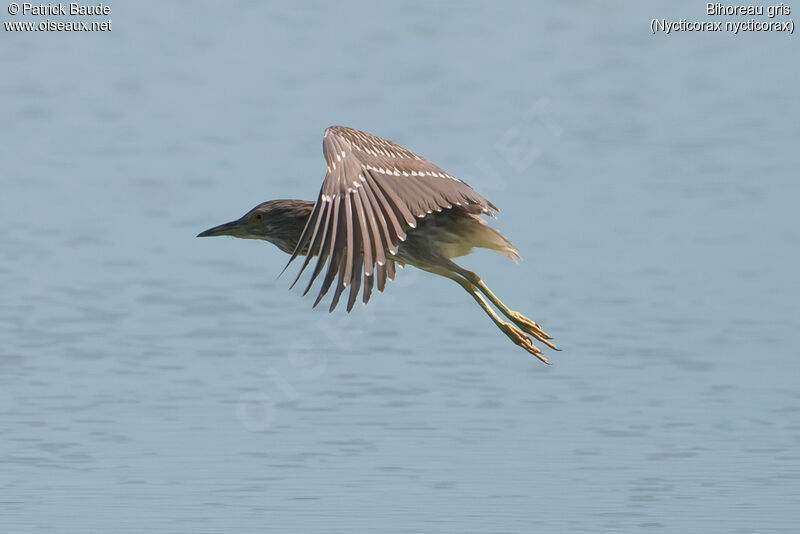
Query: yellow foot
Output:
[[507, 311, 559, 350], [501, 323, 550, 364]]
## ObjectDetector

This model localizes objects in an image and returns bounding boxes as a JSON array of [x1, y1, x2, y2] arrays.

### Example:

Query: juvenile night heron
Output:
[[198, 126, 557, 362]]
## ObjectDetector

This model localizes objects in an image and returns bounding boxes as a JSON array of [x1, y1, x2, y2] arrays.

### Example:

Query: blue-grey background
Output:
[[2, 2, 798, 532]]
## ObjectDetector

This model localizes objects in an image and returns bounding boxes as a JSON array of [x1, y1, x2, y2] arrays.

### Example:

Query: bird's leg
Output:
[[454, 267, 557, 351], [430, 268, 549, 363]]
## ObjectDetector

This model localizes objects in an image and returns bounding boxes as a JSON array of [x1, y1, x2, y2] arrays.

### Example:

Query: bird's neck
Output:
[[265, 199, 316, 255]]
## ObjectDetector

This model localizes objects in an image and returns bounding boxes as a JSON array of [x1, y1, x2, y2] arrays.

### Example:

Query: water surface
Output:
[[2, 2, 799, 532]]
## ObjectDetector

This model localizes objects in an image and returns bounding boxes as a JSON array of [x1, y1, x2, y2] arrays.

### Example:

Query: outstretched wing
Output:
[[286, 125, 498, 312]]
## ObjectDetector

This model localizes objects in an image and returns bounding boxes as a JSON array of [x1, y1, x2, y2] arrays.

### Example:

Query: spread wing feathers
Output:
[[287, 125, 498, 312]]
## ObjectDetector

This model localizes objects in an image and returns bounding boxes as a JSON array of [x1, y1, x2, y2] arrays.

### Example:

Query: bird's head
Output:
[[197, 202, 280, 240], [197, 199, 315, 254]]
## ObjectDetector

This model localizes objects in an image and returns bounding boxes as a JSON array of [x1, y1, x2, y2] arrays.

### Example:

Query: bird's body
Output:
[[247, 199, 519, 266], [199, 126, 557, 361]]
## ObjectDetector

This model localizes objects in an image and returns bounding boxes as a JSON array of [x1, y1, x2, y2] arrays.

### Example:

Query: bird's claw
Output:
[[507, 311, 558, 351], [501, 323, 550, 364], [507, 310, 550, 337]]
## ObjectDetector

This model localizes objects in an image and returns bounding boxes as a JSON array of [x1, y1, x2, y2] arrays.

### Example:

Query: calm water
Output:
[[2, 2, 799, 532]]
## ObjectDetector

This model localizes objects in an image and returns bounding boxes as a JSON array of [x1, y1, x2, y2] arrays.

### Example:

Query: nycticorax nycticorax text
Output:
[[198, 126, 557, 362]]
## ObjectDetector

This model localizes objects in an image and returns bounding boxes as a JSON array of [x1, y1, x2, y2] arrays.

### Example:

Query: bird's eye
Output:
[[255, 213, 263, 221]]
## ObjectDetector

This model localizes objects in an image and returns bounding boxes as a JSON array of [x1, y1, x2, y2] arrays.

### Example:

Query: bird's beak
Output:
[[197, 219, 242, 238]]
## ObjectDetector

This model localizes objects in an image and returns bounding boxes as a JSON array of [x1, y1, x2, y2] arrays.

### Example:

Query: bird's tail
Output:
[[472, 221, 521, 262]]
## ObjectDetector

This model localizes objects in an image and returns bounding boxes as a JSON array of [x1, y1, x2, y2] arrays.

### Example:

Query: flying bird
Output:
[[198, 126, 557, 362]]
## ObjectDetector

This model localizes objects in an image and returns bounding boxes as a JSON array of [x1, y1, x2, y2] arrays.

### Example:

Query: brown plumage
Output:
[[198, 126, 557, 362]]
